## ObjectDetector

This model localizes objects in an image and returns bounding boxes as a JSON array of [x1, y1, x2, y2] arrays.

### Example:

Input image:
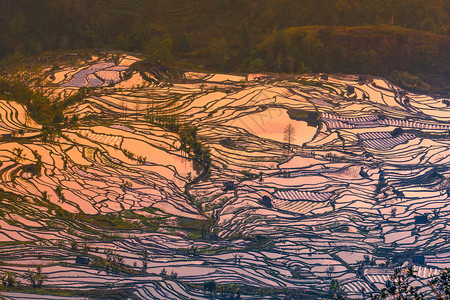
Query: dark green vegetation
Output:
[[0, 2, 448, 297], [259, 26, 448, 94], [0, 0, 448, 94], [149, 115, 211, 169], [0, 79, 57, 126], [0, 285, 139, 300], [0, 79, 89, 128], [198, 280, 324, 299], [287, 109, 319, 126], [0, 58, 449, 298], [369, 267, 450, 300]]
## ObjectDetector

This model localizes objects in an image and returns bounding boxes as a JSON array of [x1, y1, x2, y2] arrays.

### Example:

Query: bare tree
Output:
[[135, 102, 141, 120], [24, 110, 31, 127], [139, 249, 148, 273], [121, 100, 127, 116], [283, 123, 296, 153], [13, 147, 25, 163]]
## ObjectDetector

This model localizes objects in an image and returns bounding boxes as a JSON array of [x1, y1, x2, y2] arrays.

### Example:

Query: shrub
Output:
[[249, 58, 265, 73], [388, 71, 430, 93], [23, 265, 47, 288]]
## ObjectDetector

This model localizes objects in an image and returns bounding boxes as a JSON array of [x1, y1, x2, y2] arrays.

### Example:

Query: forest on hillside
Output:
[[0, 0, 449, 93]]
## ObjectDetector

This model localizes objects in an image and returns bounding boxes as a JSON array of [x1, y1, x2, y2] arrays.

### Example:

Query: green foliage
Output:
[[370, 267, 424, 299], [239, 170, 258, 181], [31, 150, 42, 177], [248, 58, 265, 73], [203, 280, 217, 293], [145, 38, 174, 64], [388, 71, 431, 93], [1, 271, 17, 287], [62, 87, 93, 108], [92, 249, 131, 274], [429, 268, 450, 299], [76, 212, 145, 231], [330, 279, 346, 300], [149, 116, 212, 168], [209, 37, 229, 70], [0, 79, 52, 126], [12, 147, 25, 163], [177, 217, 213, 239], [0, 1, 447, 91], [173, 32, 191, 54], [150, 115, 180, 132], [55, 185, 65, 203], [0, 79, 91, 128], [23, 265, 47, 288], [120, 180, 133, 190], [70, 240, 78, 250], [259, 25, 448, 79], [139, 249, 148, 272]]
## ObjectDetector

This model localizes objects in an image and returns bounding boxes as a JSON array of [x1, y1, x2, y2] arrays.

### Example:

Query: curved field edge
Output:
[[0, 53, 449, 298]]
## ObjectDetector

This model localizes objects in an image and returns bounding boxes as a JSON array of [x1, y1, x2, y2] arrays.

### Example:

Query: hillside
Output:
[[255, 25, 449, 95], [0, 0, 448, 93], [0, 53, 448, 298]]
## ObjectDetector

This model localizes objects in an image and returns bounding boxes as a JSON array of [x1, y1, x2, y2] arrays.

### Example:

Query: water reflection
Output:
[[227, 107, 317, 145]]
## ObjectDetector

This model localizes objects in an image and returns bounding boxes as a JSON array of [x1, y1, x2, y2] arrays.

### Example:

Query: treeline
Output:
[[0, 0, 448, 90], [0, 79, 59, 125], [149, 114, 211, 167], [255, 26, 448, 76], [0, 79, 89, 127]]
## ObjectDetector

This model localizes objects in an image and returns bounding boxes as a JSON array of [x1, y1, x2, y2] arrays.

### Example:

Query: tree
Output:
[[135, 102, 141, 120], [209, 37, 229, 70], [203, 280, 217, 294], [139, 249, 148, 273], [173, 32, 190, 54], [327, 266, 335, 278], [70, 240, 78, 250], [429, 268, 450, 299], [104, 249, 124, 272], [249, 58, 265, 73], [55, 185, 65, 202], [12, 147, 25, 163], [283, 123, 296, 153], [121, 100, 127, 116], [330, 279, 347, 300], [23, 265, 47, 288], [144, 38, 174, 64], [1, 271, 17, 287], [368, 267, 450, 300], [370, 266, 424, 299], [156, 38, 174, 63], [297, 60, 311, 73], [52, 110, 64, 128]]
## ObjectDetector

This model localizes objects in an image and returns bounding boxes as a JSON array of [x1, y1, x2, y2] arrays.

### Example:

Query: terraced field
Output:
[[0, 53, 449, 299]]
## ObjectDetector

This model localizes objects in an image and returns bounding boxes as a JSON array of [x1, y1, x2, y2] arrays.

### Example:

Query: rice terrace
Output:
[[0, 50, 447, 299], [0, 1, 449, 299]]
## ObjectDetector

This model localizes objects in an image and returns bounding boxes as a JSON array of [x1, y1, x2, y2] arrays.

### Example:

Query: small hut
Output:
[[413, 255, 425, 265], [75, 256, 90, 266], [223, 181, 235, 191], [260, 196, 272, 208], [414, 215, 428, 225]]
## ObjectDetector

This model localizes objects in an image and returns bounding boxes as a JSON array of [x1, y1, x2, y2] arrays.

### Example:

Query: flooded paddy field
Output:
[[0, 53, 449, 299]]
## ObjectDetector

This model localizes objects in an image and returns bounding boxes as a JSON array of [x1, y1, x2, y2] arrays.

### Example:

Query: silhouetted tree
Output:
[[283, 123, 296, 154]]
